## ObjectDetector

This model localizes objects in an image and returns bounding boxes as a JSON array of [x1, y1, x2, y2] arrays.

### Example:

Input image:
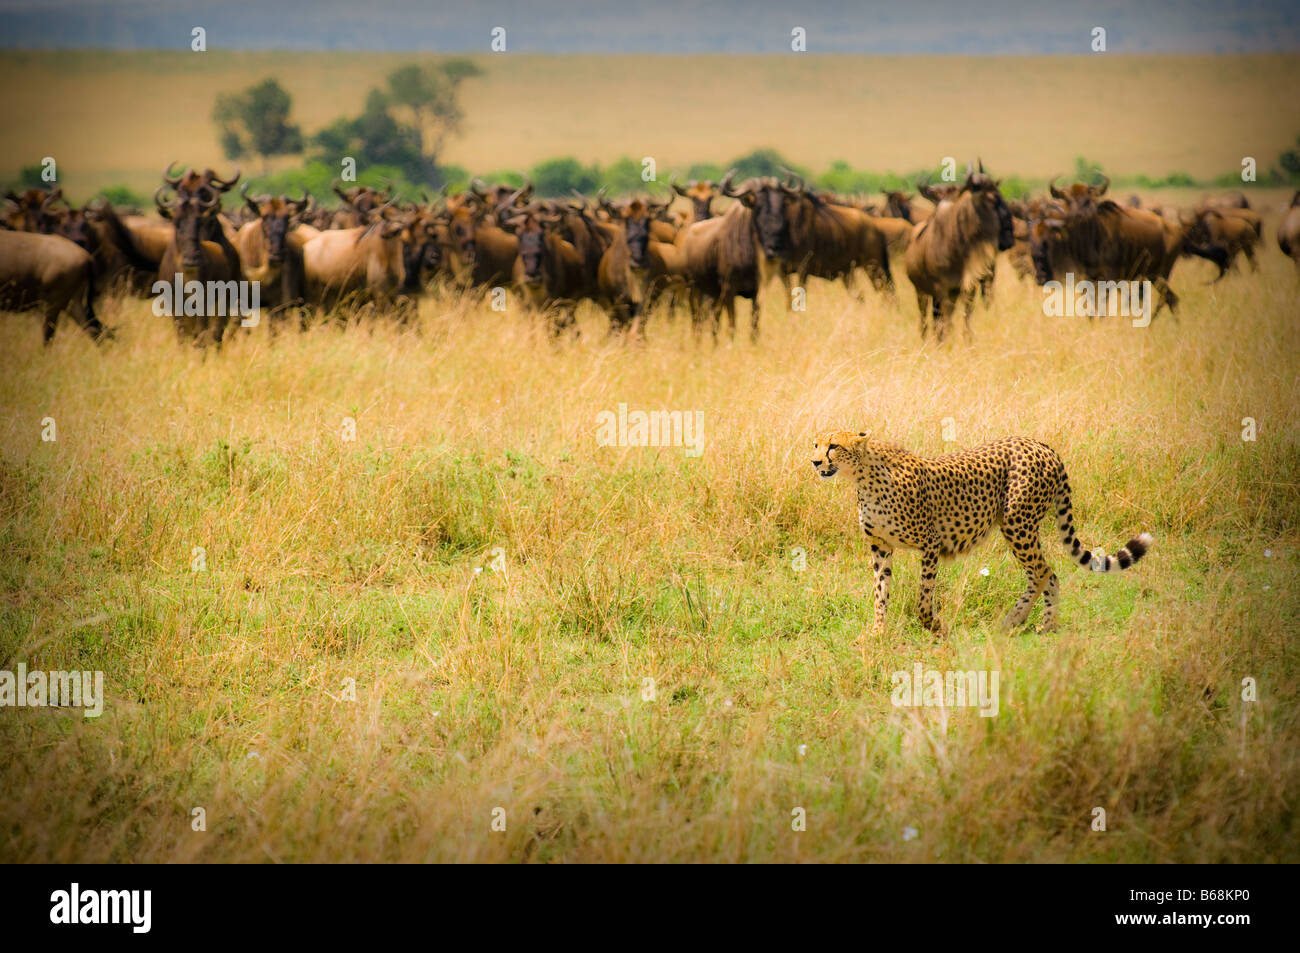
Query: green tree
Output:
[[384, 58, 484, 184], [212, 78, 304, 174], [1280, 134, 1300, 180], [309, 90, 427, 184]]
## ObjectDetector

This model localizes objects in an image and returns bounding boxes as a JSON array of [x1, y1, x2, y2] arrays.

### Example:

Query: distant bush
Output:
[[728, 148, 803, 181], [529, 157, 601, 197], [238, 160, 425, 205], [98, 185, 147, 208]]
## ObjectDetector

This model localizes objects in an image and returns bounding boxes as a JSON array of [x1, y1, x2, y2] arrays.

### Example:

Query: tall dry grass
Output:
[[0, 225, 1297, 862]]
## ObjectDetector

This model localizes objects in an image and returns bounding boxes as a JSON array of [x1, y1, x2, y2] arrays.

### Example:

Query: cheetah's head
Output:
[[811, 430, 868, 479]]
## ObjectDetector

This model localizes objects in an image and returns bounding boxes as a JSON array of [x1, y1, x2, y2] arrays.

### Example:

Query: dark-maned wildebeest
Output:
[[1278, 191, 1300, 272], [1033, 175, 1229, 315], [0, 230, 107, 343], [507, 207, 589, 334], [904, 166, 1015, 342], [679, 198, 759, 342], [723, 171, 893, 317], [156, 181, 245, 346], [1182, 207, 1261, 277]]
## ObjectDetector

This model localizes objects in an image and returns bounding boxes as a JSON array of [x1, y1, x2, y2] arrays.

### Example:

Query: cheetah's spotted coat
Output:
[[810, 431, 1153, 634]]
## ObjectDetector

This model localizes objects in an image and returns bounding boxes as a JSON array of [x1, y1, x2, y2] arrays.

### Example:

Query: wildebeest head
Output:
[[882, 189, 916, 221], [960, 164, 1015, 252], [724, 170, 794, 259], [399, 203, 446, 289], [617, 199, 653, 269], [672, 179, 718, 222], [157, 183, 221, 268], [242, 184, 311, 264], [506, 210, 552, 287], [1048, 174, 1109, 217], [2, 187, 65, 233]]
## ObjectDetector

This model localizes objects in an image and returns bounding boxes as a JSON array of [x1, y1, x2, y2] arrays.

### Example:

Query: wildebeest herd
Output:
[[3, 159, 1299, 347]]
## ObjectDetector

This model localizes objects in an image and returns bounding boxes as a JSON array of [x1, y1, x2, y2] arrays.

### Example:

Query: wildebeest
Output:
[[671, 179, 720, 224], [300, 204, 411, 314], [1182, 207, 1261, 277], [507, 207, 589, 333], [1032, 175, 1228, 315], [679, 197, 759, 341], [1279, 191, 1300, 272], [0, 230, 107, 343], [155, 182, 245, 346], [2, 186, 65, 233], [904, 165, 1015, 342], [724, 171, 893, 316], [330, 182, 392, 229], [236, 185, 313, 325]]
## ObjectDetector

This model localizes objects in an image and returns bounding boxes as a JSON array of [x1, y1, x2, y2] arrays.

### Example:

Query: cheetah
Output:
[[810, 431, 1153, 634]]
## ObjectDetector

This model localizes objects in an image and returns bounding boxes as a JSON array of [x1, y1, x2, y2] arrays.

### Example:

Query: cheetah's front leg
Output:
[[917, 546, 945, 635], [868, 539, 893, 637]]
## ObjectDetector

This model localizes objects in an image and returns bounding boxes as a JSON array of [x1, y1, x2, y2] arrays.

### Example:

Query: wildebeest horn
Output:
[[208, 166, 240, 190], [719, 169, 743, 197], [470, 178, 490, 199], [163, 161, 185, 187], [1049, 176, 1066, 199], [669, 176, 688, 196], [331, 180, 351, 202], [978, 157, 986, 174], [153, 185, 174, 215], [41, 187, 63, 209], [1095, 174, 1109, 196], [779, 166, 805, 192], [197, 185, 221, 210], [569, 189, 589, 211]]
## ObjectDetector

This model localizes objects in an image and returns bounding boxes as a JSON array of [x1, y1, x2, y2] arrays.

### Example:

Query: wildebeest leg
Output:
[[1244, 242, 1258, 272], [961, 286, 978, 342], [1155, 278, 1178, 320], [749, 295, 760, 343], [916, 292, 931, 341], [42, 305, 59, 345]]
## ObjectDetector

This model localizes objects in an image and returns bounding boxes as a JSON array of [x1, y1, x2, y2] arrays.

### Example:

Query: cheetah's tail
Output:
[[1055, 478, 1153, 573]]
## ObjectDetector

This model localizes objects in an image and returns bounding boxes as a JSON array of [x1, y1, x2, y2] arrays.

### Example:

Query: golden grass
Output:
[[2, 51, 1299, 196], [0, 211, 1297, 861]]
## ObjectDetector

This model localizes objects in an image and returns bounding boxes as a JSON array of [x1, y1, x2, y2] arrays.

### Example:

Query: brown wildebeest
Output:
[[300, 204, 412, 314], [330, 181, 392, 228], [679, 199, 759, 342], [0, 230, 107, 343], [671, 178, 720, 224], [236, 185, 313, 325], [726, 170, 894, 312], [2, 186, 65, 233], [1181, 207, 1261, 277], [156, 182, 246, 346], [444, 187, 524, 288], [1027, 205, 1225, 318], [507, 207, 589, 334], [904, 166, 1015, 342], [1278, 191, 1300, 272]]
